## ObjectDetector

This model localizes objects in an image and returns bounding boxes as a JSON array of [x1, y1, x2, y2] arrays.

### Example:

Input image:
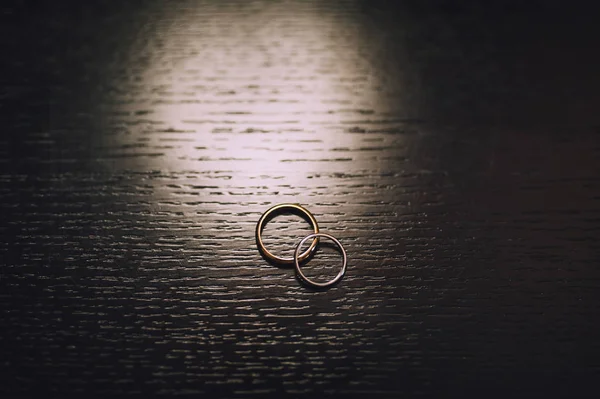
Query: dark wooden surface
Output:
[[1, 1, 600, 397]]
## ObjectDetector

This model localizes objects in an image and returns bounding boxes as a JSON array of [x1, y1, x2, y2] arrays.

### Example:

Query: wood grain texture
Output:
[[1, 1, 600, 397]]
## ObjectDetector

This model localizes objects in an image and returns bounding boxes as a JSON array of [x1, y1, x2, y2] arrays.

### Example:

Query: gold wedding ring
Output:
[[255, 203, 319, 265]]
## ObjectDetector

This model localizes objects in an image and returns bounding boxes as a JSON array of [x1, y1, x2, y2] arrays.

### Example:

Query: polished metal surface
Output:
[[294, 232, 347, 289], [256, 203, 320, 265]]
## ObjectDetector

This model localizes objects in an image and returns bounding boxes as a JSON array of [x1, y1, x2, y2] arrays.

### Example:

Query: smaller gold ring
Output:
[[256, 203, 319, 265]]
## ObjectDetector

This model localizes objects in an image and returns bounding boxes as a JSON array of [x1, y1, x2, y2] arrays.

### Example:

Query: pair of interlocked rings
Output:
[[255, 203, 347, 288]]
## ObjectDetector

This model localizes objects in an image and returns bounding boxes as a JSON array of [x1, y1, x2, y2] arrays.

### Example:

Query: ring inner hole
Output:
[[297, 238, 343, 284], [261, 211, 316, 260]]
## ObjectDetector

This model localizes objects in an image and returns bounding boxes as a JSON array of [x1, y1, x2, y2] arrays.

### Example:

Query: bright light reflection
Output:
[[107, 1, 397, 188]]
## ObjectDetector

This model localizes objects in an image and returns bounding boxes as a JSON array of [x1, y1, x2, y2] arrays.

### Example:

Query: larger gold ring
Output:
[[256, 203, 319, 265]]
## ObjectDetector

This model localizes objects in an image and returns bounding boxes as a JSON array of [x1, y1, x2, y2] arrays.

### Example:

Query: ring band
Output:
[[294, 232, 347, 288], [256, 203, 319, 265]]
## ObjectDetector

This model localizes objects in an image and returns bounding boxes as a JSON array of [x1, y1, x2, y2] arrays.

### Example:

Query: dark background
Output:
[[1, 0, 599, 397]]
